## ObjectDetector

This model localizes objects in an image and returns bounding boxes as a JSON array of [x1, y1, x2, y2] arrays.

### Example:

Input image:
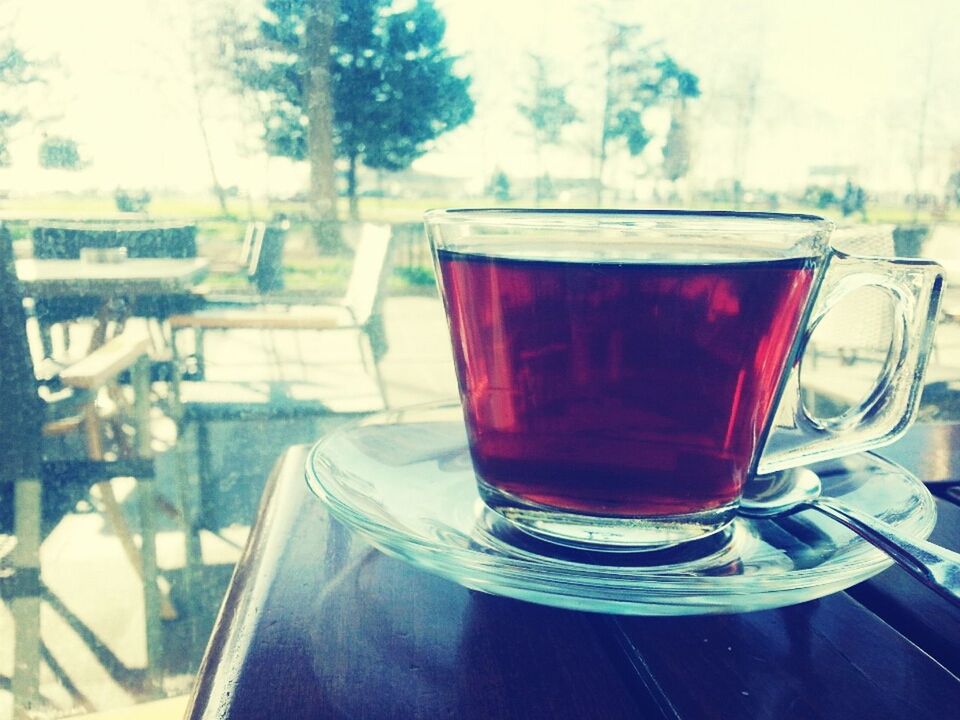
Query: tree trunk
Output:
[[911, 49, 933, 225], [533, 143, 541, 206], [595, 136, 607, 206], [347, 152, 359, 220], [186, 24, 229, 217], [193, 80, 229, 216], [305, 0, 341, 249], [732, 74, 757, 211]]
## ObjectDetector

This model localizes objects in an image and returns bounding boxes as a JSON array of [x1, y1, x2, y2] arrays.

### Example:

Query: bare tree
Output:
[[661, 107, 691, 190], [187, 3, 231, 215], [730, 69, 758, 209], [0, 2, 47, 169], [517, 54, 579, 203], [592, 21, 699, 204], [909, 45, 933, 224], [143, 1, 239, 216]]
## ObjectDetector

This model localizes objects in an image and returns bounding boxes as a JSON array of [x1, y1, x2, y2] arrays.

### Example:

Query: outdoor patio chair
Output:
[[0, 225, 174, 715], [168, 222, 392, 408], [127, 220, 287, 355], [245, 219, 287, 294], [204, 218, 288, 296], [165, 224, 393, 529], [207, 220, 264, 276]]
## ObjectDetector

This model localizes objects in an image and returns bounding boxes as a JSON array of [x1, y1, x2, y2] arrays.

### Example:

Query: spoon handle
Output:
[[812, 498, 960, 607]]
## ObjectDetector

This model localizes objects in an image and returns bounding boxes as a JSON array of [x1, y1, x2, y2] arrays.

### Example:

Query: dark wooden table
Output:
[[185, 423, 960, 720]]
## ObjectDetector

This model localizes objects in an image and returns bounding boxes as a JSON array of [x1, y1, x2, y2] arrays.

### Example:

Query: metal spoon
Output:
[[740, 467, 960, 607]]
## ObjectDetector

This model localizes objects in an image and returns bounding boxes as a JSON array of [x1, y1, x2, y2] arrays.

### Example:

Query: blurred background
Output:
[[2, 0, 960, 717], [1, 0, 958, 246]]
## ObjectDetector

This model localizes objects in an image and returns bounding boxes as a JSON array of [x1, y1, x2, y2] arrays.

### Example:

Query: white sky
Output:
[[1, 0, 958, 197]]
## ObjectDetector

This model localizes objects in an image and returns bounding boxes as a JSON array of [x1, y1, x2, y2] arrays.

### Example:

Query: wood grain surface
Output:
[[186, 424, 960, 720]]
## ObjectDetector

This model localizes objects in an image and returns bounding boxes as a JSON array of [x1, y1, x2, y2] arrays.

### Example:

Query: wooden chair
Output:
[[165, 224, 393, 530], [168, 223, 392, 408], [206, 220, 287, 295], [207, 221, 264, 277], [247, 221, 286, 294], [134, 221, 286, 358], [0, 225, 171, 716]]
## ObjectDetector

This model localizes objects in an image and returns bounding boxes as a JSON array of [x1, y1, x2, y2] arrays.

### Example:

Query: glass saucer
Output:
[[305, 402, 937, 615]]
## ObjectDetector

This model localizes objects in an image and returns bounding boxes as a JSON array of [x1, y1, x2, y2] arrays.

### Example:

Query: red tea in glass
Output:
[[426, 210, 943, 550], [438, 250, 816, 517]]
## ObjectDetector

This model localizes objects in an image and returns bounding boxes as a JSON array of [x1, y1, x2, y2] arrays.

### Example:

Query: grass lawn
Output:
[[5, 191, 957, 226], [2, 192, 956, 298]]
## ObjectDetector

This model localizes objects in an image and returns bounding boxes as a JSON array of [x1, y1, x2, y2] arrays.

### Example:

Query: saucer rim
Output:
[[304, 402, 936, 602]]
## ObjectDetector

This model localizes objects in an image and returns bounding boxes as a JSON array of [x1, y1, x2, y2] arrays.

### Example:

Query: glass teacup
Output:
[[425, 209, 943, 550]]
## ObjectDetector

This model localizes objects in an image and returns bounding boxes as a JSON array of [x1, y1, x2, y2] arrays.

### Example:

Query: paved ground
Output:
[[0, 295, 459, 718], [4, 221, 960, 718]]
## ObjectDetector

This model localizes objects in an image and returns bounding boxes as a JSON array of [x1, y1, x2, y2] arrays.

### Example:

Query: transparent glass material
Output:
[[762, 251, 945, 471], [306, 403, 937, 615], [425, 209, 944, 550]]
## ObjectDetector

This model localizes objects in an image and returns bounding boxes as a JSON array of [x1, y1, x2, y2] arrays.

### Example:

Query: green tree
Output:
[[237, 0, 474, 223], [38, 135, 84, 170], [596, 23, 700, 202], [517, 55, 578, 203]]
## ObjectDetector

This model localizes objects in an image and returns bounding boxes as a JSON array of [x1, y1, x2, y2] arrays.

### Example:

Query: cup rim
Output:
[[424, 207, 833, 232]]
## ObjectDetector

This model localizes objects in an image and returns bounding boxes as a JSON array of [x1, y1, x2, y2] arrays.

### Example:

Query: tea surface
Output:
[[437, 249, 817, 517]]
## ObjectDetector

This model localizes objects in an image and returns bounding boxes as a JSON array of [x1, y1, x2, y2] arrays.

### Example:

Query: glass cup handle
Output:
[[758, 250, 945, 474]]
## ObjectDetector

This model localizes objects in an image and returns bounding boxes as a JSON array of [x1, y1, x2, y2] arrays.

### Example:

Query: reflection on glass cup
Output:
[[425, 209, 944, 551]]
